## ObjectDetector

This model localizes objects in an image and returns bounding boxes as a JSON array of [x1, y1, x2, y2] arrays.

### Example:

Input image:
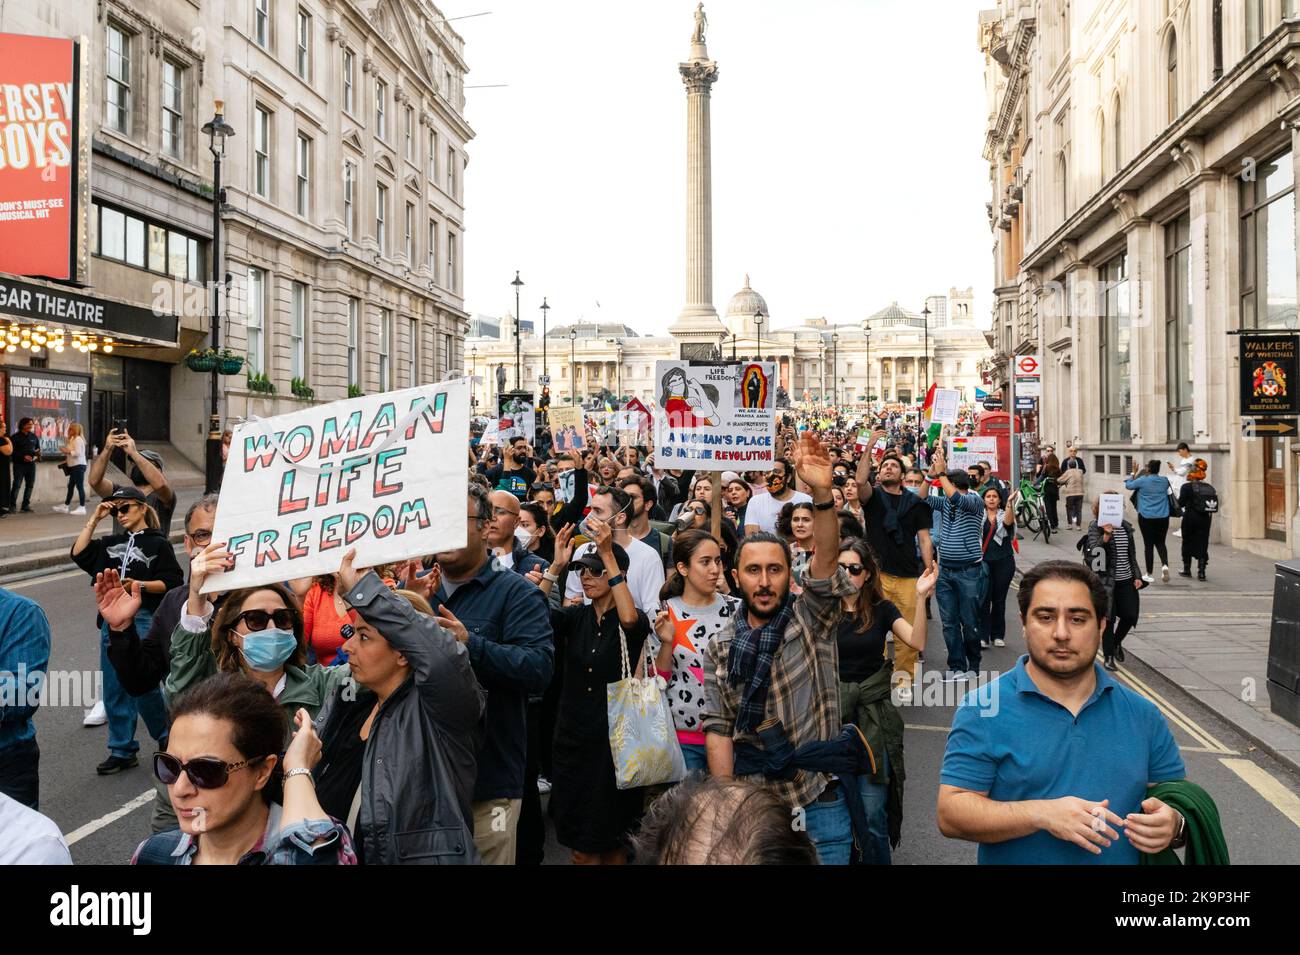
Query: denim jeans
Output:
[[978, 557, 1015, 645], [804, 785, 853, 865], [857, 750, 891, 865], [679, 742, 708, 773], [9, 461, 35, 510], [936, 563, 984, 672], [100, 607, 170, 758], [64, 464, 87, 507]]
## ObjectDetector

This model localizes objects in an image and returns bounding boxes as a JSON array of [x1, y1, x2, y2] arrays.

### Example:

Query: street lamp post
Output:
[[470, 345, 477, 408], [864, 326, 872, 404], [511, 270, 524, 389], [754, 308, 764, 361], [569, 328, 578, 406], [922, 303, 931, 397], [831, 332, 839, 407], [540, 297, 550, 386], [200, 101, 235, 494]]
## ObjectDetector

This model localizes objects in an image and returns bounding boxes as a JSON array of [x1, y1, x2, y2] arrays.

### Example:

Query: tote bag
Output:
[[606, 627, 687, 790]]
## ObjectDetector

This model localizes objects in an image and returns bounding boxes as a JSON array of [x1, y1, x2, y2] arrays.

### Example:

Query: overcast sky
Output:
[[453, 0, 992, 336]]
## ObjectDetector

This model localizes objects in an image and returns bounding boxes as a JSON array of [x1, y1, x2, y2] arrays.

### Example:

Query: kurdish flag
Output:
[[920, 383, 942, 447]]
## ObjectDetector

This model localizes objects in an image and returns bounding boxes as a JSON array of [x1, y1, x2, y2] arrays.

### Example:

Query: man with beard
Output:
[[702, 431, 858, 864], [937, 561, 1187, 864], [482, 436, 536, 500], [856, 450, 933, 702], [427, 483, 553, 863], [742, 458, 810, 536]]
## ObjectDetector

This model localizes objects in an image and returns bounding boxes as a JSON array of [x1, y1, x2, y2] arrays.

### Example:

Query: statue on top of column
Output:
[[692, 3, 708, 44]]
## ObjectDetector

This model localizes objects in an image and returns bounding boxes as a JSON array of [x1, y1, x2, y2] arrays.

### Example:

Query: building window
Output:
[[254, 106, 271, 198], [376, 184, 388, 255], [379, 308, 392, 391], [404, 106, 414, 161], [428, 129, 437, 181], [428, 219, 438, 277], [376, 79, 387, 140], [447, 231, 457, 292], [1057, 153, 1068, 220], [343, 49, 355, 113], [443, 333, 453, 377], [247, 268, 265, 374], [106, 23, 131, 134], [344, 162, 356, 241], [295, 8, 311, 81], [347, 298, 360, 387], [1099, 252, 1131, 442], [1112, 94, 1122, 172], [254, 0, 270, 49], [1240, 148, 1297, 329], [1246, 0, 1264, 49], [447, 146, 456, 196], [408, 318, 420, 386], [404, 201, 414, 261], [291, 282, 307, 380], [295, 132, 311, 217], [1166, 30, 1178, 123], [1165, 213, 1193, 440], [93, 202, 204, 281], [162, 59, 184, 159]]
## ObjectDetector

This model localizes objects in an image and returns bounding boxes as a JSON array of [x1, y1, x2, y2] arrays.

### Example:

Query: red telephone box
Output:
[[974, 411, 1013, 482]]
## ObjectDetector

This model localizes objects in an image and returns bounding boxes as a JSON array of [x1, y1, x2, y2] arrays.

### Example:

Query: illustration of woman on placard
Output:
[[660, 366, 719, 428]]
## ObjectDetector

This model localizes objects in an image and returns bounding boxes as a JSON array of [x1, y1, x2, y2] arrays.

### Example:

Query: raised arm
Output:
[[790, 430, 839, 581], [121, 433, 173, 509], [86, 431, 119, 498]]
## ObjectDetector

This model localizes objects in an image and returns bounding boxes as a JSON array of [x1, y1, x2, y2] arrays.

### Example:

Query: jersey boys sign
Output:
[[203, 381, 470, 593], [0, 33, 88, 281]]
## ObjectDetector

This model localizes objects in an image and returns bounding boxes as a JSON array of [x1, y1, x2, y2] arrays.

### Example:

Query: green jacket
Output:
[[840, 662, 906, 849], [167, 619, 352, 739], [1138, 780, 1230, 865]]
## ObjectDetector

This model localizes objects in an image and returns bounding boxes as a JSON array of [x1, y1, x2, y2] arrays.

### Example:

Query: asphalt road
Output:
[[8, 557, 1300, 865]]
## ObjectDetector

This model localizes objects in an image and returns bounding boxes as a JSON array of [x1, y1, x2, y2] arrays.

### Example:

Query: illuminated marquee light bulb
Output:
[[88, 342, 98, 351], [54, 344, 64, 353], [103, 344, 113, 353]]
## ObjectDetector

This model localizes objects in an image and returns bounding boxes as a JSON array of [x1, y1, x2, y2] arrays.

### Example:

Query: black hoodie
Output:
[[72, 528, 184, 616]]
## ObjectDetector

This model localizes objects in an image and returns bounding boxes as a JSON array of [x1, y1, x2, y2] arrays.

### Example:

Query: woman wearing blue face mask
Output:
[[166, 541, 353, 734]]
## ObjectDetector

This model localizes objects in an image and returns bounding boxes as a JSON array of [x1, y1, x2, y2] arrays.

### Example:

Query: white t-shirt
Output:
[[0, 793, 72, 864], [564, 535, 665, 612], [742, 489, 812, 534]]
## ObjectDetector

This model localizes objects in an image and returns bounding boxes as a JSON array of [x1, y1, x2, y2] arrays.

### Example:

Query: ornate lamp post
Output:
[[469, 345, 477, 408], [511, 270, 524, 389], [831, 331, 839, 406], [864, 326, 872, 404], [754, 307, 764, 361], [569, 327, 578, 405], [200, 101, 235, 494], [922, 303, 931, 397], [540, 297, 550, 386]]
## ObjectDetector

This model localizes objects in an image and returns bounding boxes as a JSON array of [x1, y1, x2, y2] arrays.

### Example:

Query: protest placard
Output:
[[202, 380, 469, 593], [653, 360, 775, 472], [549, 405, 586, 452], [931, 388, 961, 426], [498, 393, 535, 443], [948, 435, 999, 472], [1097, 493, 1125, 528]]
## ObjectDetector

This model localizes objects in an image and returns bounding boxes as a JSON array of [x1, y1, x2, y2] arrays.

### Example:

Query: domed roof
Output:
[[725, 274, 769, 318], [865, 301, 924, 329]]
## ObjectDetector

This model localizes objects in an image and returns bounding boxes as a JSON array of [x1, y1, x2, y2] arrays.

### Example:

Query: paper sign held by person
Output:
[[653, 361, 776, 472], [1097, 493, 1125, 528], [203, 380, 469, 593]]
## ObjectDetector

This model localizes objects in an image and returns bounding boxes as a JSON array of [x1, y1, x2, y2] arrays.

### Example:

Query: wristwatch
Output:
[[284, 767, 314, 785], [606, 573, 626, 589], [1169, 810, 1187, 849]]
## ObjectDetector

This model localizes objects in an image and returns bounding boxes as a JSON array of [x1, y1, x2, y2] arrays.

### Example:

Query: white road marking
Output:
[[904, 723, 950, 732], [64, 789, 155, 847], [4, 568, 85, 589], [1220, 758, 1300, 830]]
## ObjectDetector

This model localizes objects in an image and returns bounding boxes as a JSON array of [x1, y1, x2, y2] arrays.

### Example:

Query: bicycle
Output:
[[1015, 477, 1052, 543]]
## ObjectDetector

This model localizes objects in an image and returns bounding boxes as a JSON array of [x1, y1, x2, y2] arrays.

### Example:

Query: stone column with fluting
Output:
[[669, 10, 726, 358]]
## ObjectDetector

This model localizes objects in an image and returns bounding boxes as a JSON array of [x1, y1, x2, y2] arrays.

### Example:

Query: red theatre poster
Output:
[[0, 34, 78, 280]]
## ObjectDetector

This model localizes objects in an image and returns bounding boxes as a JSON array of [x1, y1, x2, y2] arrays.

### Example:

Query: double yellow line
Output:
[[1099, 654, 1234, 755]]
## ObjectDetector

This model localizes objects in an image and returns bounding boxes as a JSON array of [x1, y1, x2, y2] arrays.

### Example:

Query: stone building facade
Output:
[[980, 0, 1300, 557], [0, 0, 471, 476], [466, 279, 989, 411]]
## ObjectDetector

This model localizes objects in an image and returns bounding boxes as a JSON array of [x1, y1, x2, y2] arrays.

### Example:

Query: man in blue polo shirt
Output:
[[937, 560, 1187, 864]]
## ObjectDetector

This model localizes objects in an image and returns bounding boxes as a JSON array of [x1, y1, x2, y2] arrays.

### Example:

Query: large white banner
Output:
[[652, 361, 776, 472], [203, 380, 469, 593]]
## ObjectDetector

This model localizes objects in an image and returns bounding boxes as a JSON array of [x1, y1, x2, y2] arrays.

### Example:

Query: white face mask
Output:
[[515, 525, 536, 546]]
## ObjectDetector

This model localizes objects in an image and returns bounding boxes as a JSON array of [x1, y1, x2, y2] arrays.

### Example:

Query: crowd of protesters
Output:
[[0, 406, 1201, 867]]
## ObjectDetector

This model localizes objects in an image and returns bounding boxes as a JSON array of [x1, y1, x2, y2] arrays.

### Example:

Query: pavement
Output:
[[1013, 522, 1300, 777], [7, 556, 1300, 864]]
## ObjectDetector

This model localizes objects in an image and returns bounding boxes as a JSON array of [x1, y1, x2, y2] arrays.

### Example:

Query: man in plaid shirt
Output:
[[703, 430, 858, 864]]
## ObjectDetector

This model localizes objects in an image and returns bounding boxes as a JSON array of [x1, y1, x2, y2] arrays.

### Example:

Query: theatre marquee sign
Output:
[[0, 275, 178, 345]]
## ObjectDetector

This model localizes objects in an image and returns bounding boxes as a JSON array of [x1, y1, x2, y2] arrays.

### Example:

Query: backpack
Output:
[[1188, 483, 1219, 515]]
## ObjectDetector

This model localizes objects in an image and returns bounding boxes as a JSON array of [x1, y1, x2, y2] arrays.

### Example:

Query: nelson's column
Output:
[[669, 3, 727, 359]]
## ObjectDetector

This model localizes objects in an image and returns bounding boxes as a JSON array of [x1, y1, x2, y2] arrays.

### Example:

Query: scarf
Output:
[[727, 596, 796, 735], [878, 485, 917, 547]]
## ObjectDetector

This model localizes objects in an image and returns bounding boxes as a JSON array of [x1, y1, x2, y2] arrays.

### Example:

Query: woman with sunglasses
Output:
[[72, 486, 182, 775], [674, 498, 710, 532], [132, 671, 355, 865], [538, 519, 649, 864], [835, 538, 937, 864], [651, 529, 739, 772]]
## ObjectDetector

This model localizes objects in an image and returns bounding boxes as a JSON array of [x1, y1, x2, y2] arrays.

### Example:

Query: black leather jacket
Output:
[[343, 573, 486, 864]]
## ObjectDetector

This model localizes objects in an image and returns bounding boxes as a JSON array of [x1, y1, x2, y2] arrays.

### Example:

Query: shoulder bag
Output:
[[607, 625, 687, 790]]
